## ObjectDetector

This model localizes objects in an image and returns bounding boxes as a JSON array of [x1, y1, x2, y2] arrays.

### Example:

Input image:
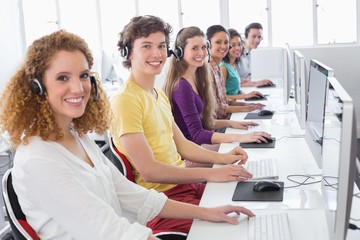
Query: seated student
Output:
[[236, 22, 273, 87], [164, 26, 271, 147], [206, 25, 264, 120], [220, 28, 264, 100], [0, 29, 254, 240], [110, 15, 254, 235]]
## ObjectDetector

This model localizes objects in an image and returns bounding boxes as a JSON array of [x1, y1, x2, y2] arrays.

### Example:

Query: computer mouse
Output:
[[259, 136, 274, 143], [258, 110, 274, 116], [253, 180, 281, 192], [247, 95, 264, 100]]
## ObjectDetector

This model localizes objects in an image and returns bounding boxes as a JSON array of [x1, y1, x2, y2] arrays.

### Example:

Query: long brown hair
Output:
[[164, 26, 216, 130]]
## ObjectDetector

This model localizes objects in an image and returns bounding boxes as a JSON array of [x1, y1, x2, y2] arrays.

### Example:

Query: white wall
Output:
[[293, 45, 360, 137], [0, 0, 24, 93]]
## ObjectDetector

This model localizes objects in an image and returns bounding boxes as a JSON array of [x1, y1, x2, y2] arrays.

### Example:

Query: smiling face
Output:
[[246, 28, 263, 50], [183, 36, 208, 68], [229, 36, 243, 59], [129, 31, 168, 77], [42, 50, 91, 126], [209, 31, 229, 62]]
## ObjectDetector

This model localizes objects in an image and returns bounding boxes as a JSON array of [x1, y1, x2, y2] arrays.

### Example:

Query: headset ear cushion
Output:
[[167, 48, 173, 57], [206, 40, 211, 49], [30, 79, 44, 96], [90, 76, 98, 101], [120, 45, 129, 58], [174, 46, 183, 59]]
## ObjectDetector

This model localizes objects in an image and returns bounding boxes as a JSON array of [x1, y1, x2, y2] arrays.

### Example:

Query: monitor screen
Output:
[[305, 59, 334, 169], [293, 50, 307, 129], [250, 47, 287, 83], [322, 76, 357, 240], [283, 44, 293, 105]]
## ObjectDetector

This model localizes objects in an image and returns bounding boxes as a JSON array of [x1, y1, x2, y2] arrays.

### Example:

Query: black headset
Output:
[[121, 43, 174, 60], [30, 76, 98, 101], [30, 78, 45, 96], [172, 28, 187, 61], [120, 45, 130, 59], [90, 76, 98, 101], [173, 28, 211, 63]]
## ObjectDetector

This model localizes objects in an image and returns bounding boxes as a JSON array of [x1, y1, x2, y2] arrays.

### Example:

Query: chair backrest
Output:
[[2, 169, 40, 240], [108, 136, 135, 182], [153, 230, 187, 240]]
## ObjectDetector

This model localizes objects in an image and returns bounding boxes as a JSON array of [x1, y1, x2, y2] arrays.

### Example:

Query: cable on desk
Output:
[[322, 176, 339, 189], [284, 174, 321, 188], [354, 192, 360, 198]]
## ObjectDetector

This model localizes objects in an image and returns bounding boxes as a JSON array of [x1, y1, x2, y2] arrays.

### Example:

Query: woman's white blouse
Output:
[[12, 133, 167, 240]]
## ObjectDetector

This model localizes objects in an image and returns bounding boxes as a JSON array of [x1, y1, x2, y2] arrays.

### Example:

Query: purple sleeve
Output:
[[172, 79, 214, 145]]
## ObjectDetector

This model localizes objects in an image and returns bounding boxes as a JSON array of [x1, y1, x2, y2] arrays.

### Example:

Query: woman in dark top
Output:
[[164, 27, 271, 148]]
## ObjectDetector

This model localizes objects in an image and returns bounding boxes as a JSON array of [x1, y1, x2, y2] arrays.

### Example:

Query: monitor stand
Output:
[[303, 163, 322, 176]]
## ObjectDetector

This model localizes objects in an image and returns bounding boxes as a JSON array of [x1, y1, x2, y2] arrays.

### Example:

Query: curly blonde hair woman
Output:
[[0, 29, 110, 147]]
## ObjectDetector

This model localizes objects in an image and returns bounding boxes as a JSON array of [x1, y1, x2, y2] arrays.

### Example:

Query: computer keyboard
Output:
[[248, 213, 292, 240], [246, 125, 265, 133], [245, 158, 279, 180]]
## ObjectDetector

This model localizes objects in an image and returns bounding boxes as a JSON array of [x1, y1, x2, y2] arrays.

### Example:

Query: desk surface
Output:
[[187, 86, 360, 240]]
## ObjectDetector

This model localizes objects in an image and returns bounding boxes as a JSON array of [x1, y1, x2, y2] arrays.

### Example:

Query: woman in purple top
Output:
[[164, 27, 271, 147]]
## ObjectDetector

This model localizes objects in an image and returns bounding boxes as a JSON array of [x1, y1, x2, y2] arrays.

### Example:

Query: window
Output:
[[272, 0, 313, 47], [317, 0, 357, 44], [22, 0, 58, 47], [228, 0, 268, 46], [138, 0, 180, 36], [99, 0, 136, 81], [181, 0, 220, 35], [99, 0, 135, 53]]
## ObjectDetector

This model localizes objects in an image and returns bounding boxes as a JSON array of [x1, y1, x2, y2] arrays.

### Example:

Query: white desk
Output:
[[187, 86, 360, 240]]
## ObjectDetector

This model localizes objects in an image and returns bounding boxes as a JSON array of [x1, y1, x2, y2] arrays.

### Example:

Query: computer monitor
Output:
[[250, 47, 287, 84], [283, 44, 293, 105], [305, 59, 334, 169], [293, 50, 307, 129], [321, 76, 357, 240]]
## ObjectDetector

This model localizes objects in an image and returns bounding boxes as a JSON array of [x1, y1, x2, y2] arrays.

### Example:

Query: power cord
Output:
[[284, 174, 321, 188]]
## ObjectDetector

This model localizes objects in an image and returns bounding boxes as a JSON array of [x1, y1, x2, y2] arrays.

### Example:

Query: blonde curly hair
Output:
[[0, 29, 111, 148]]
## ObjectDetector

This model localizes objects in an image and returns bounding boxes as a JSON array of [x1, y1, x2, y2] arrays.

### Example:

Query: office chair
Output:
[[107, 136, 188, 239], [107, 134, 136, 182], [153, 231, 187, 240], [2, 168, 40, 240]]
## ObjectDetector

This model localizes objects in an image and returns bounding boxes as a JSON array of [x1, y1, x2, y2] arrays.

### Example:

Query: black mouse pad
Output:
[[244, 96, 268, 101], [257, 83, 277, 88], [239, 138, 276, 148], [232, 181, 284, 201], [244, 96, 268, 102], [244, 112, 273, 120]]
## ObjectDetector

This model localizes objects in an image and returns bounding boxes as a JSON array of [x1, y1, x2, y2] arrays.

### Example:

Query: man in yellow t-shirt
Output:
[[110, 15, 252, 234]]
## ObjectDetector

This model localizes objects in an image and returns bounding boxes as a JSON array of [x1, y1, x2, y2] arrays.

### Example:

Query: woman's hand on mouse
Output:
[[255, 79, 273, 87], [238, 132, 272, 143], [244, 91, 263, 99]]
